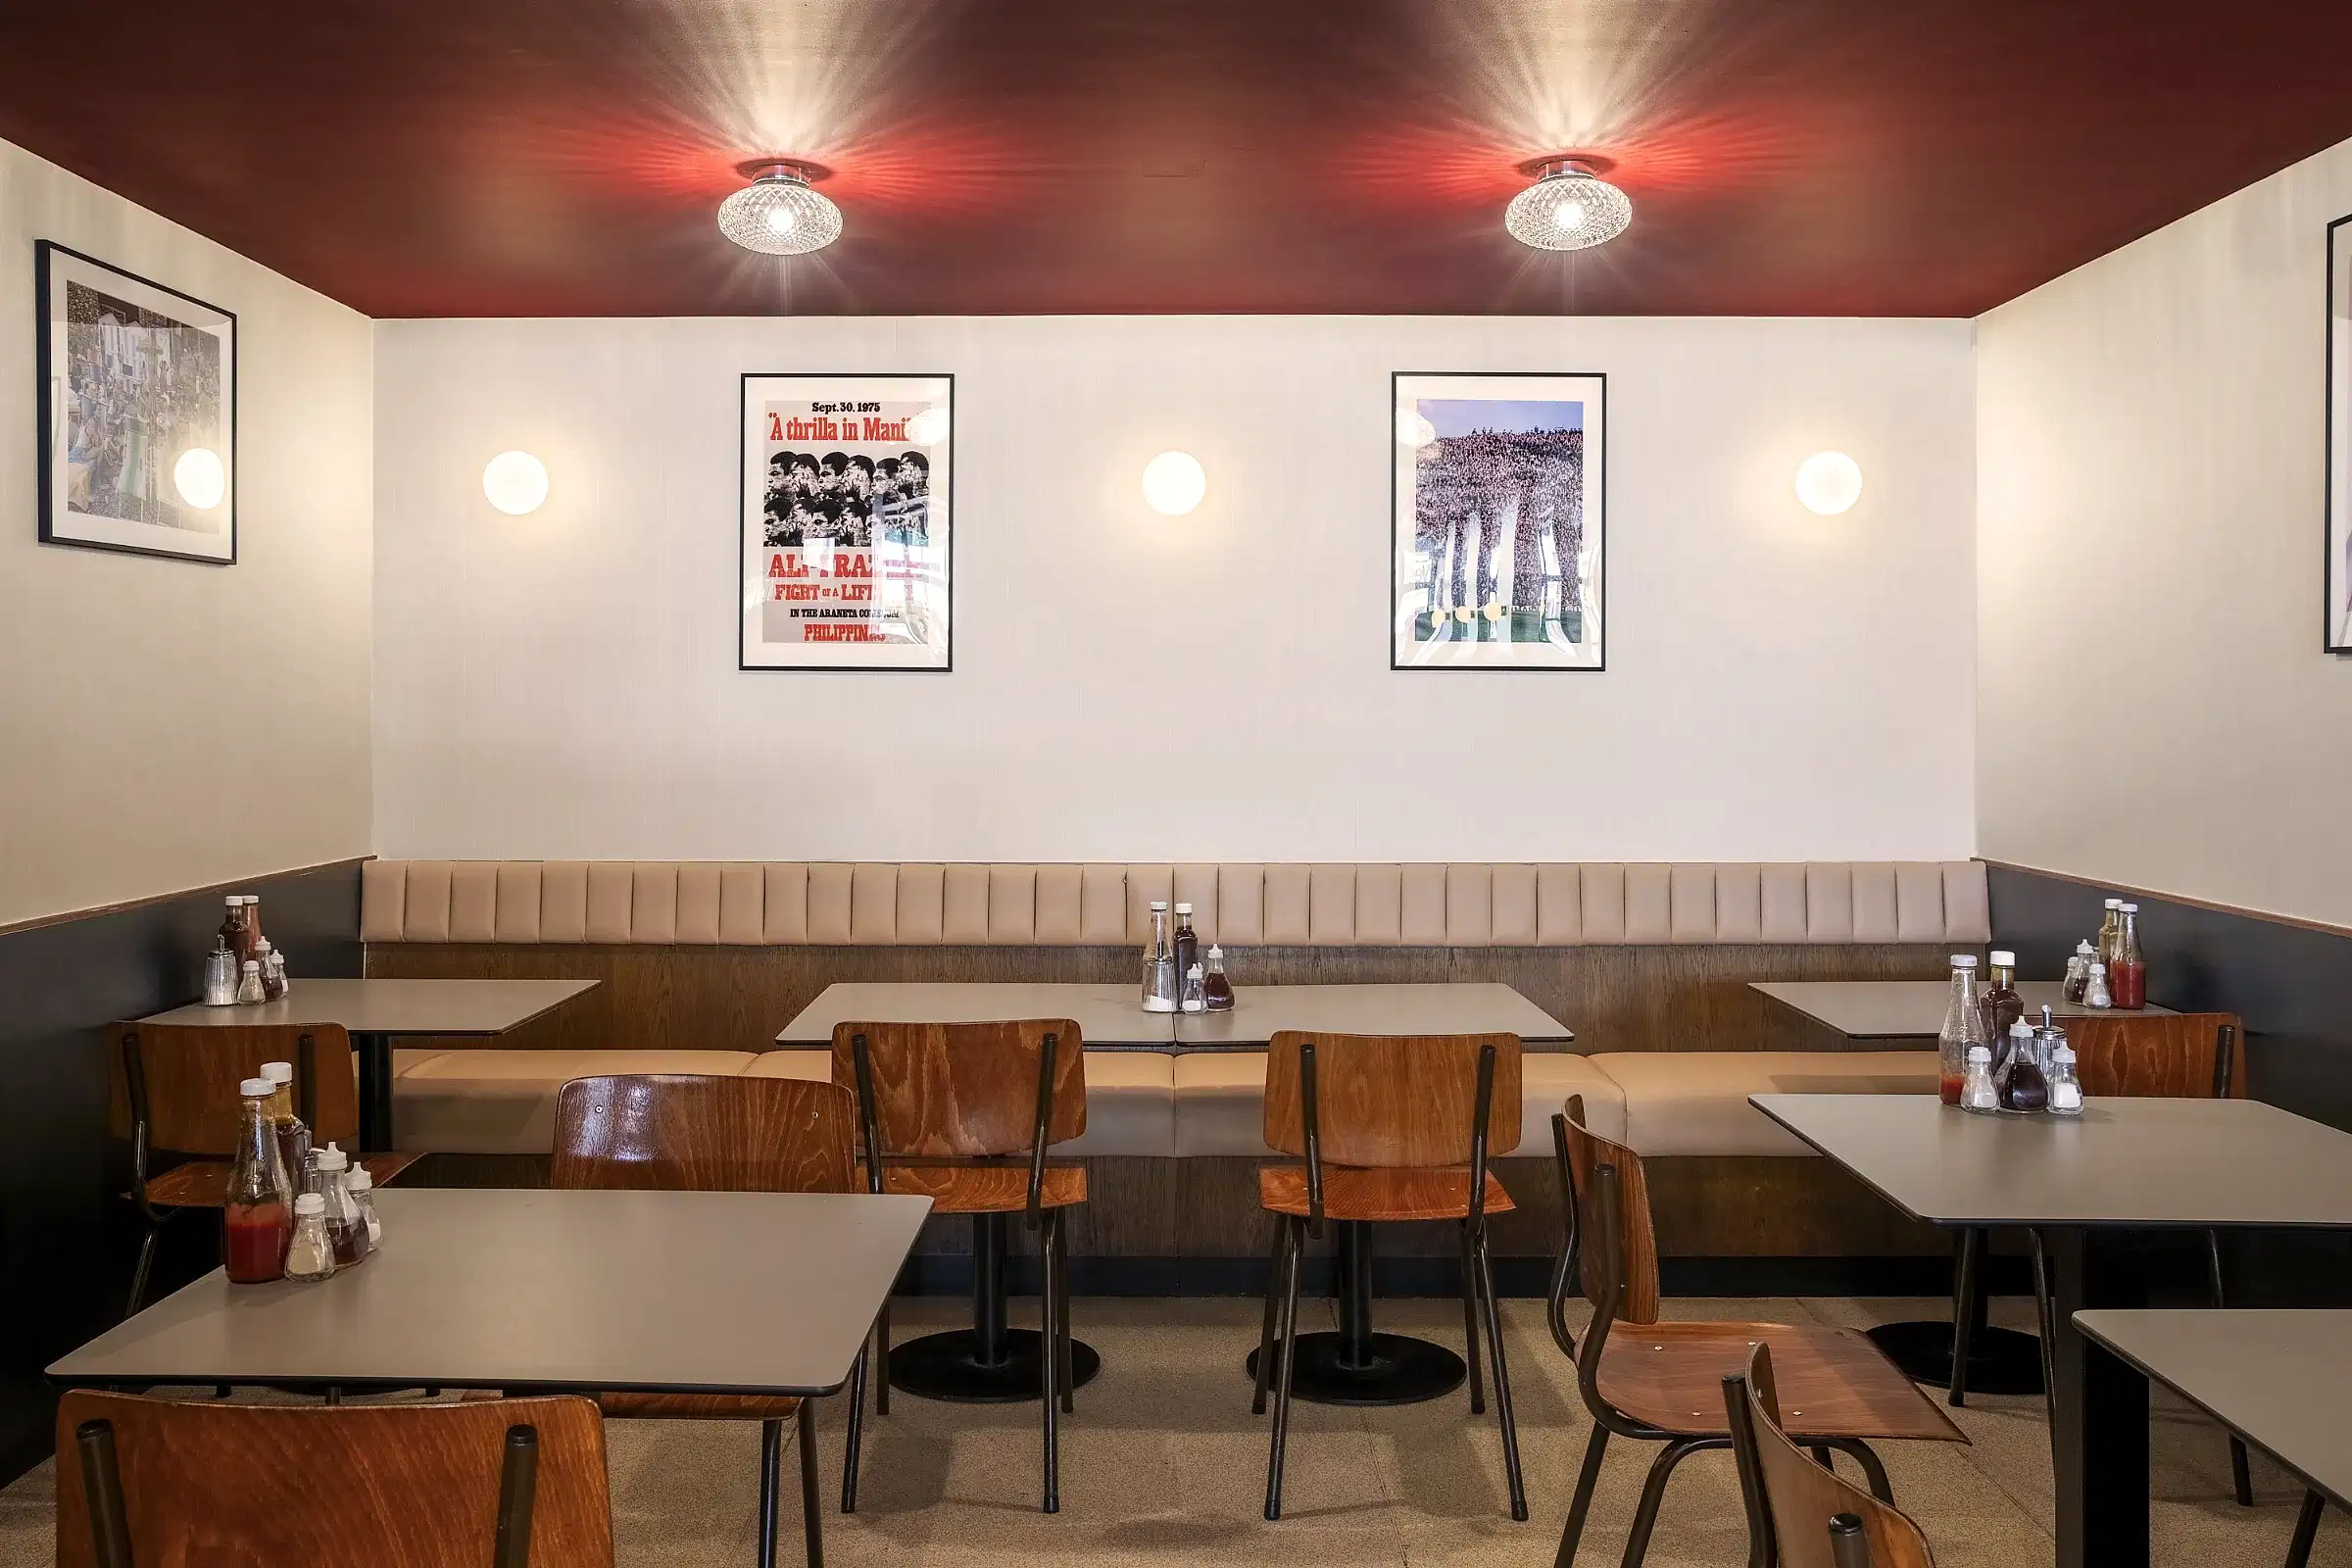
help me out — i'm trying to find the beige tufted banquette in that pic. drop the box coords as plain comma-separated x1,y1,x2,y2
361,860,1991,947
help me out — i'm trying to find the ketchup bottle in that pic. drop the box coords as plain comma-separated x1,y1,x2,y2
222,1077,292,1283
2108,904,2148,1010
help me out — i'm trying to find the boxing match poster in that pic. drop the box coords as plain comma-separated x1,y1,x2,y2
739,373,953,670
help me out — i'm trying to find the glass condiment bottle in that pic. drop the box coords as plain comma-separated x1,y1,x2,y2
255,940,286,1002
1202,945,1235,1011
241,895,266,964
1172,904,1200,998
284,1194,336,1282
235,958,266,1004
312,1144,369,1266
1181,962,1206,1013
348,1164,383,1247
260,1060,313,1190
223,1078,292,1284
217,896,248,963
2095,898,2124,970
203,945,240,1006
2063,940,2096,1004
2109,904,2147,1010
1999,1019,2050,1113
1936,955,1985,1106
1960,1045,1999,1113
1980,950,2024,1071
2046,1036,2084,1115
1141,902,1178,1013
267,943,290,997
2083,953,2112,1008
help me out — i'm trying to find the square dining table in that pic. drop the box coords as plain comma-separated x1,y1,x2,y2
140,977,600,1152
1751,980,2172,1043
50,1188,931,1397
1749,1093,2352,1568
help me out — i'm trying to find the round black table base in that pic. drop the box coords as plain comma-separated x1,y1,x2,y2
888,1329,1101,1404
1866,1320,2045,1396
1244,1332,1466,1407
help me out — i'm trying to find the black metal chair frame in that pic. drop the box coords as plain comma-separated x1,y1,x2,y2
1253,1038,1526,1524
1547,1110,1894,1568
120,1026,321,1316
847,1027,1074,1515
75,1413,546,1568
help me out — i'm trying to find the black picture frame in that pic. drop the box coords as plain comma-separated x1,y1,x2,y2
1389,369,1607,671
2327,213,2351,653
738,371,955,672
34,240,238,564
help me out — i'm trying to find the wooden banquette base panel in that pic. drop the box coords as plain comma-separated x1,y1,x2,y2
368,942,1957,1260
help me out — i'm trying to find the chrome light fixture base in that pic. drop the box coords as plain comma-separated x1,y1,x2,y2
719,158,843,256
1504,156,1632,252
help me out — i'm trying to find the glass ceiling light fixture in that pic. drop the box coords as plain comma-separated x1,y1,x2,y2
717,159,842,256
1504,156,1632,252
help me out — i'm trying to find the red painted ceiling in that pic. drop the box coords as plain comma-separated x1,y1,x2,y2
4,1,2351,318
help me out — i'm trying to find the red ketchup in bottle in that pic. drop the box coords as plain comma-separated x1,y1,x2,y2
223,1200,290,1283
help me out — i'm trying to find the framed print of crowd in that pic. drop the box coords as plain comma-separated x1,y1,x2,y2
35,242,236,564
739,372,954,671
2328,213,2350,653
1392,371,1604,670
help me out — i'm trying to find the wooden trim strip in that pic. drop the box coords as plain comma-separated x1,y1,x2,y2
0,856,370,940
1980,858,2352,945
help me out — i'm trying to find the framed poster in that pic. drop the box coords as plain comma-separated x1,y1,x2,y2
1392,371,1604,670
740,373,953,671
36,242,236,564
2328,213,2352,652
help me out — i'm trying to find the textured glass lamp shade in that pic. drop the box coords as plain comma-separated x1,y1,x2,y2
717,165,843,256
1504,161,1633,252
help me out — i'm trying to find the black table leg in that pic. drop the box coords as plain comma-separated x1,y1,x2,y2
1867,1232,2043,1396
888,1212,1100,1402
2050,1228,2150,1568
356,1032,394,1153
1244,1221,1465,1406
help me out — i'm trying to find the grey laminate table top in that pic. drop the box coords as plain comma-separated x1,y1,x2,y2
49,1188,930,1396
1750,1094,2352,1229
777,982,1171,1047
776,981,1573,1051
140,978,600,1037
2073,1309,2352,1510
1752,980,2173,1038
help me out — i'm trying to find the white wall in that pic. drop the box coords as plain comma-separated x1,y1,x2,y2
1978,134,2352,928
372,315,1976,864
0,138,373,928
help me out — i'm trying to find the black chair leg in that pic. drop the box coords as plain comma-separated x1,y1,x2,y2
759,1416,783,1568
797,1400,823,1568
2286,1489,2328,1568
840,1341,866,1513
1620,1438,1722,1568
1473,1222,1526,1520
1252,1219,1288,1417
1054,1213,1075,1414
873,1301,891,1416
1948,1226,1983,1406
1826,1438,1893,1503
126,1221,162,1318
1264,1217,1304,1521
1460,1222,1486,1416
1040,1209,1061,1515
1555,1425,1610,1568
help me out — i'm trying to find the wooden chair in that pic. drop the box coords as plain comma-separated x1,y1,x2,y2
1723,1342,1936,1568
553,1073,861,1568
1548,1096,1964,1568
110,1022,417,1313
834,1019,1087,1514
57,1389,613,1567
1255,1030,1528,1523
1945,1016,2256,1500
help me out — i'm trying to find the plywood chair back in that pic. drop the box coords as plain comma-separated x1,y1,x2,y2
110,1023,359,1157
1724,1343,1936,1568
57,1390,614,1568
1550,1093,1662,1327
2057,1012,2243,1099
831,1019,1087,1157
1261,1031,1523,1165
552,1074,857,1195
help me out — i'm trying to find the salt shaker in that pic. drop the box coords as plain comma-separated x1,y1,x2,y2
203,946,240,1006
1960,1046,1999,1113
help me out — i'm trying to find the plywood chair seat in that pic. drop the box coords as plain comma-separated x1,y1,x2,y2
863,1160,1088,1213
1257,1164,1515,1222
138,1151,420,1210
597,1390,803,1422
1596,1320,1964,1443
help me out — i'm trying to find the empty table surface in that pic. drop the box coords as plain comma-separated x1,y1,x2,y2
1749,1094,2352,1229
50,1188,930,1397
140,977,599,1036
1752,980,2172,1039
778,982,1170,1048
2074,1309,2352,1512
1176,983,1573,1049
